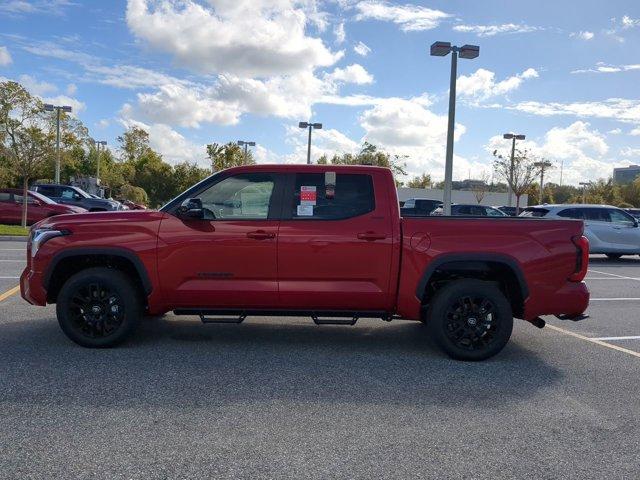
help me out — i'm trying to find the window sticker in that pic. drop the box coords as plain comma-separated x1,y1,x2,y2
300,186,317,206
297,204,314,216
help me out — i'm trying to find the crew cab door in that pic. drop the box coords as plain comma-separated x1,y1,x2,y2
157,172,284,309
277,171,395,311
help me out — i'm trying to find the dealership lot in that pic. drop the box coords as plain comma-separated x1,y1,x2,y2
0,240,639,479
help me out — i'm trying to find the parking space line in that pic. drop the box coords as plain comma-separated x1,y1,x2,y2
585,277,630,280
0,260,25,263
0,276,19,279
588,269,640,281
546,324,640,359
0,285,20,303
0,249,25,251
591,298,640,301
592,336,640,341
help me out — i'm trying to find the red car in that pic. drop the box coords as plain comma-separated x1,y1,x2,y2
0,189,86,225
21,165,589,360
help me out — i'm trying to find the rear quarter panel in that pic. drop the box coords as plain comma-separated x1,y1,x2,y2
398,217,585,320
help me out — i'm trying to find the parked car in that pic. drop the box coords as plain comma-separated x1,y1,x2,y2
22,165,589,361
431,204,508,216
624,208,640,219
30,184,123,211
520,204,640,259
0,188,86,225
400,198,442,217
495,206,517,216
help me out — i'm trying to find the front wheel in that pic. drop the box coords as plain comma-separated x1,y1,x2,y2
426,280,513,361
56,267,142,347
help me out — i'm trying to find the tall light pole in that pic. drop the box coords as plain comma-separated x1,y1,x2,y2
44,104,72,184
502,133,526,207
299,122,322,164
94,140,107,186
579,182,591,204
430,42,479,215
237,140,256,164
534,159,553,204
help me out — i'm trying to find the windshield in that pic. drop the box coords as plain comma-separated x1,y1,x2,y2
29,190,56,204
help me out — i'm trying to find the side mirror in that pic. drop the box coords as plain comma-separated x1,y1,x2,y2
177,198,204,220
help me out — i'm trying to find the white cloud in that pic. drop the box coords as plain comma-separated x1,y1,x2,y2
353,41,371,57
354,0,450,32
457,68,538,100
125,0,342,77
608,128,622,135
621,15,640,29
509,98,640,124
324,64,373,85
43,94,86,113
334,22,346,44
17,74,57,96
284,125,360,163
453,23,540,37
66,83,77,95
96,119,110,129
0,46,12,66
487,121,616,185
620,147,640,157
570,30,594,40
571,62,640,74
0,0,75,16
630,127,640,136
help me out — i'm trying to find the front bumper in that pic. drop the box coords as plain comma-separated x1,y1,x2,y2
20,267,47,306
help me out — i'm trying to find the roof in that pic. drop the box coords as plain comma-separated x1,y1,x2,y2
526,204,617,209
222,164,392,174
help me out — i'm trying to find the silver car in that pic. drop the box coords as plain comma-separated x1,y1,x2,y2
520,204,640,259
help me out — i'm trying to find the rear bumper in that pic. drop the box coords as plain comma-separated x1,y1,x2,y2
523,281,590,321
20,267,47,306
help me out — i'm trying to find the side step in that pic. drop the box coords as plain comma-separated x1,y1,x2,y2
199,314,246,324
312,315,358,326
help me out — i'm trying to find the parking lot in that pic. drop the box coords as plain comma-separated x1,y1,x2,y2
0,239,639,479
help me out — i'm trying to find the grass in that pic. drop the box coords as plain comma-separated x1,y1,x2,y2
0,224,29,236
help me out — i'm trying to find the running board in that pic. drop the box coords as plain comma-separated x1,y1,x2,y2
173,308,388,325
312,315,358,326
199,314,246,324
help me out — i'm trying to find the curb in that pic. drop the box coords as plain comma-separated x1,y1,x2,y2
0,236,28,242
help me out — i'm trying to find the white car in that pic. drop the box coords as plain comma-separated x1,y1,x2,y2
520,204,640,259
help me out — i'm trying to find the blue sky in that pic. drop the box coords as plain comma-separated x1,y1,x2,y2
1,0,640,185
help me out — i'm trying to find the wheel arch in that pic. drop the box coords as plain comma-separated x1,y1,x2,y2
44,248,152,304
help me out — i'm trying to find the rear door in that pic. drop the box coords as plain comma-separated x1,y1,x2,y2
157,172,284,309
0,192,18,224
277,171,395,311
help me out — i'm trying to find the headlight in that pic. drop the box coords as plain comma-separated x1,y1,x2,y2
31,228,67,258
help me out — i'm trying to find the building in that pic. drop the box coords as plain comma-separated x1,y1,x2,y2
613,165,640,184
397,187,526,207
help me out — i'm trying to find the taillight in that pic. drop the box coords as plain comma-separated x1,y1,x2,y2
569,235,589,282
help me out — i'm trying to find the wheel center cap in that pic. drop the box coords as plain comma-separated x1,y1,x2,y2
91,305,102,314
467,317,478,326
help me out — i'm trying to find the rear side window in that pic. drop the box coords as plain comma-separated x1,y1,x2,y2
520,207,549,217
583,208,610,222
0,192,11,202
290,173,374,220
36,185,58,197
608,209,636,225
557,208,584,220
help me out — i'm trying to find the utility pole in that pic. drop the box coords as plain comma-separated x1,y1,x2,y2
534,160,553,204
44,104,72,183
502,133,525,207
579,182,590,204
94,140,107,188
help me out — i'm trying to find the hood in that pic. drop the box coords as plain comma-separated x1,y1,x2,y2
52,203,86,214
36,209,165,231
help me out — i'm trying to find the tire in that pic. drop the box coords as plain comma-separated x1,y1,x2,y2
426,279,513,361
606,254,622,260
56,267,142,348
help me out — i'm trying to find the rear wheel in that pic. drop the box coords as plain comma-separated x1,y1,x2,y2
426,280,513,361
56,267,142,347
606,254,622,260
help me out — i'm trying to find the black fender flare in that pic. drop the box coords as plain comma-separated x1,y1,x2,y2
43,247,153,294
415,253,529,300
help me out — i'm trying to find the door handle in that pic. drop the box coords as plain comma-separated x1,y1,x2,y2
246,230,276,240
357,232,387,241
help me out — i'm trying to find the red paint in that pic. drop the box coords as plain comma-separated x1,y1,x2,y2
21,165,589,324
0,188,85,225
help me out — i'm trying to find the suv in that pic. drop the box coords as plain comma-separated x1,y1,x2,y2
431,204,507,216
400,198,443,217
520,204,640,259
31,184,123,212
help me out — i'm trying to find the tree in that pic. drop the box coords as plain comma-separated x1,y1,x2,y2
471,173,490,204
493,148,542,214
206,142,255,172
407,173,432,189
117,126,151,163
0,81,53,226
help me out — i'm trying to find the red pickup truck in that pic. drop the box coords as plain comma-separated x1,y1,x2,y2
21,165,590,360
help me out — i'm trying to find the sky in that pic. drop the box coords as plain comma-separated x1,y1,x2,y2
1,0,640,186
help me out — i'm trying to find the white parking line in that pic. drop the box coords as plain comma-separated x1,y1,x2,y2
0,276,19,279
591,298,640,301
0,249,25,251
592,336,640,341
0,260,24,263
585,277,630,280
588,269,640,281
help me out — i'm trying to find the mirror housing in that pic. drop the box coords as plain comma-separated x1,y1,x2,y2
177,198,204,220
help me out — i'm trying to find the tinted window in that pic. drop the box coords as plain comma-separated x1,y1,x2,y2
60,187,79,200
0,192,11,202
403,199,415,208
455,205,485,216
583,208,610,222
195,173,275,220
290,173,374,220
520,207,550,217
485,206,505,216
608,208,636,225
558,208,584,220
36,185,58,197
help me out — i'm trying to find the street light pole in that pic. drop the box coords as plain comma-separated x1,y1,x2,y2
44,104,72,184
94,140,107,186
430,42,479,215
579,182,590,204
502,133,526,207
534,160,552,204
299,122,323,164
237,140,256,164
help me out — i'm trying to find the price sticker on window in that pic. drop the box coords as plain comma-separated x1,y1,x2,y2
300,186,317,206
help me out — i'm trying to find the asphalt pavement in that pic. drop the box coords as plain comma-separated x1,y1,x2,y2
1,241,639,479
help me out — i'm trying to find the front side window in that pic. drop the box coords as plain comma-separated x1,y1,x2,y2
195,173,275,220
583,208,609,222
60,188,78,200
290,173,375,220
485,207,505,216
608,209,636,225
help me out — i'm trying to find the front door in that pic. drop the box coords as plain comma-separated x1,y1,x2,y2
277,171,395,311
157,172,283,309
